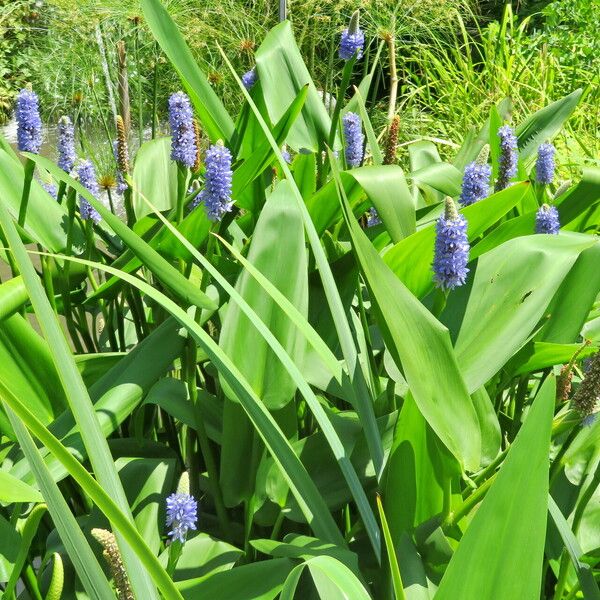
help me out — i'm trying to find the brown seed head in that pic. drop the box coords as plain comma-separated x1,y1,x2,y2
384,115,400,165
91,529,134,600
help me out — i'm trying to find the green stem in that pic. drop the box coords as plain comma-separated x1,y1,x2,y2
443,473,497,529
18,159,36,227
328,56,357,149
151,47,159,139
134,26,144,146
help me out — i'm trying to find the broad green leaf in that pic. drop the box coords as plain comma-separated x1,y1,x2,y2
384,183,529,299
0,471,43,503
351,166,415,242
256,21,331,152
444,234,597,392
132,137,178,218
177,558,294,600
0,276,28,321
513,342,597,376
140,0,234,141
516,89,582,161
0,514,21,583
307,555,373,599
385,396,451,534
332,157,481,471
159,533,242,581
471,387,502,466
220,180,308,409
409,162,462,198
435,376,555,600
408,141,445,204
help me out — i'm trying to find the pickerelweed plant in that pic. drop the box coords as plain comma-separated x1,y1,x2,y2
0,1,599,599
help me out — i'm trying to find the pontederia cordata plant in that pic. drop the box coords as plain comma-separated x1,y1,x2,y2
0,0,599,598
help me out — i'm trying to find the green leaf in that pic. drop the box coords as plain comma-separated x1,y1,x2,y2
140,0,234,142
331,154,481,471
444,234,598,392
255,21,331,152
132,137,178,218
0,514,21,583
220,180,308,409
159,533,242,581
351,166,415,242
548,496,600,600
435,376,555,600
177,558,295,600
516,89,582,161
377,495,406,600
0,471,43,503
306,555,372,599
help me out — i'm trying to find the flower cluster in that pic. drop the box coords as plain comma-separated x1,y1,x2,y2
536,142,556,184
168,91,197,168
91,529,133,600
192,142,233,221
15,88,42,154
166,492,198,543
76,160,101,223
495,125,518,191
433,198,470,291
242,68,257,90
367,207,381,227
342,112,364,168
57,115,76,173
113,142,128,195
535,204,560,234
339,11,364,60
459,146,491,206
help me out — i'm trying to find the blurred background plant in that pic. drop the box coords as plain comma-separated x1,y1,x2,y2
2,0,599,176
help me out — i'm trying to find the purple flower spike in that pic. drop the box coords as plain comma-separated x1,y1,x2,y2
536,142,556,185
57,116,76,173
339,11,364,60
367,207,381,227
166,492,198,544
168,91,197,168
192,142,233,221
342,112,364,168
76,160,101,223
433,198,470,291
496,125,518,191
242,68,257,90
16,88,42,154
535,203,560,234
460,162,491,206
